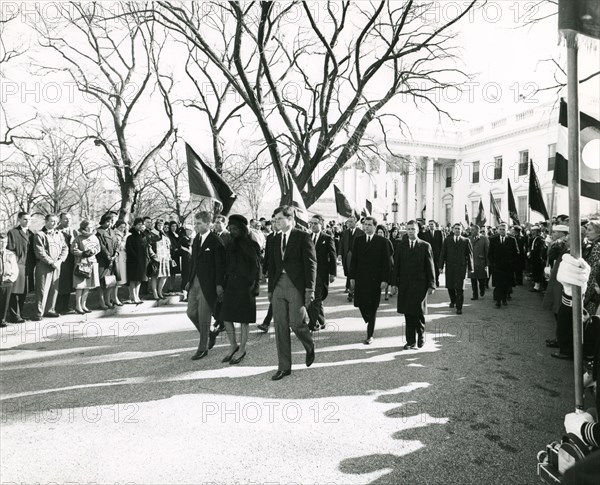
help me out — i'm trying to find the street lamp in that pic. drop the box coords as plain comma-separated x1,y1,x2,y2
392,198,398,223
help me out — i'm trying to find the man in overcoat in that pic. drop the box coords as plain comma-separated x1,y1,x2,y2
339,217,364,301
469,224,489,300
6,212,36,323
439,223,473,315
349,216,390,344
267,205,316,381
528,225,546,292
391,220,435,349
186,211,226,360
0,231,19,328
421,220,444,287
33,214,69,320
307,214,337,331
511,225,527,286
488,223,520,308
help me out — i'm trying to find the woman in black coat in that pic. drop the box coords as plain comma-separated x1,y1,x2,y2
179,225,193,302
166,220,181,293
220,215,261,365
377,225,395,301
125,218,147,304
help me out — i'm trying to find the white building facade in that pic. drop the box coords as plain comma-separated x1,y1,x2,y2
311,102,599,225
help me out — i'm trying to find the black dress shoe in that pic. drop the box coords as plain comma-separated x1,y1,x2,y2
480,291,485,297
495,301,501,308
417,339,425,348
271,370,291,380
230,351,246,365
32,316,42,321
257,323,270,333
306,346,315,367
222,345,240,363
191,350,208,361
363,337,373,345
208,331,218,350
456,309,462,315
449,303,455,308
403,343,416,350
502,300,508,306
551,352,572,360
0,322,7,328
11,317,25,324
471,297,478,300
45,311,60,318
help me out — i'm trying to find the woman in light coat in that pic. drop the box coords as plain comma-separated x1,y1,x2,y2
71,220,101,314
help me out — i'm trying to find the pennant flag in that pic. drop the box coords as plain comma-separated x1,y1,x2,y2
354,208,361,221
361,208,368,218
507,179,520,225
475,199,486,227
553,99,600,201
559,0,600,42
528,160,549,219
366,199,372,216
422,204,427,216
464,204,470,226
334,185,355,218
290,175,309,228
489,192,503,225
186,143,236,215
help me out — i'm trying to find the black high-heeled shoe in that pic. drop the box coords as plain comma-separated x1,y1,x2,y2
230,351,246,365
221,345,240,363
75,309,86,315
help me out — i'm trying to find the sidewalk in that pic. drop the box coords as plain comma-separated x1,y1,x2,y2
0,279,578,484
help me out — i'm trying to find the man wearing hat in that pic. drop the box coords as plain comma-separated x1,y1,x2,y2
0,231,19,328
488,223,520,308
528,225,546,292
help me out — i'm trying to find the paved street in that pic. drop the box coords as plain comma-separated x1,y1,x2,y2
0,274,579,485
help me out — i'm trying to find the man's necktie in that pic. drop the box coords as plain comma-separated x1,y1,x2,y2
313,234,317,245
501,237,504,244
367,236,371,244
410,241,414,250
282,233,287,254
455,237,458,244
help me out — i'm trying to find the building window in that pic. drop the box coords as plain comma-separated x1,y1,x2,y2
445,167,453,188
445,203,452,226
374,184,378,199
518,150,529,176
548,143,556,171
472,161,480,184
517,196,527,223
493,156,502,180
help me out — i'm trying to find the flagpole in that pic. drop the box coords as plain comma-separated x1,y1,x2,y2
566,36,584,412
548,181,556,224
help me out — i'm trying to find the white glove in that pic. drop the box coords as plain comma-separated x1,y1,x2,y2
564,412,594,439
557,254,590,296
544,266,551,280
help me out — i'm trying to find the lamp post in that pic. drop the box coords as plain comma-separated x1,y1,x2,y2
383,211,388,223
392,198,398,224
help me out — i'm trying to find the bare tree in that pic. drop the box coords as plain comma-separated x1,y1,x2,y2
150,1,477,207
31,2,176,221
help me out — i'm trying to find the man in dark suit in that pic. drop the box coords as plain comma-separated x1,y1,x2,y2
208,214,233,348
267,205,316,381
6,212,36,323
307,214,337,331
421,220,444,287
511,225,526,286
439,223,473,315
349,216,390,344
186,211,226,360
391,220,436,349
338,217,364,301
528,225,546,292
56,212,78,314
488,223,520,308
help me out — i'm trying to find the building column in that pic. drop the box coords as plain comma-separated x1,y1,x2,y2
406,156,417,221
425,157,435,221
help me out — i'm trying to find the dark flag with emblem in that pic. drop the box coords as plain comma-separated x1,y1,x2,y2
528,161,549,219
366,199,372,216
553,99,600,201
507,179,520,225
489,192,503,225
334,185,355,218
464,204,470,226
475,199,486,227
186,143,236,215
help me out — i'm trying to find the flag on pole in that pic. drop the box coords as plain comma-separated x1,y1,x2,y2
553,99,600,201
528,160,549,219
290,175,309,229
334,185,355,218
186,143,236,215
422,204,427,217
464,204,470,226
366,199,372,216
475,199,486,227
507,179,520,225
559,0,600,44
489,192,503,225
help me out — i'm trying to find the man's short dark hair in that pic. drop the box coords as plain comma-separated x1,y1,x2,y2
311,214,324,224
194,211,213,224
452,223,462,228
215,215,227,223
406,220,417,226
471,224,480,231
45,214,58,221
274,205,295,218
143,216,152,222
363,216,378,226
428,220,437,224
17,211,29,220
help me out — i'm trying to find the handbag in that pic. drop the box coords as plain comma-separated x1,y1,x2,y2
75,259,92,279
146,260,159,278
103,274,117,288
